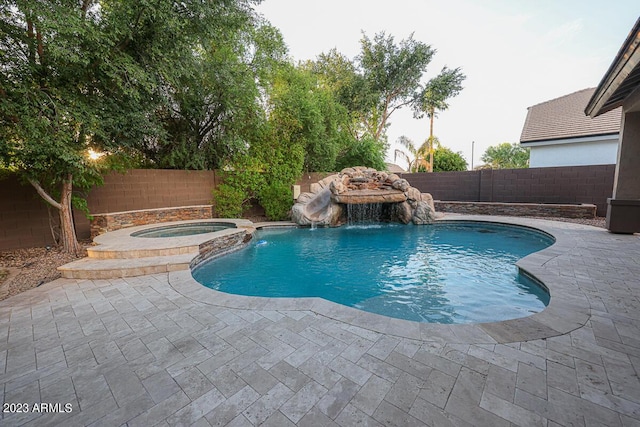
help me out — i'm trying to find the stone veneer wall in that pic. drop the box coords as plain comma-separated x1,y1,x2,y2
190,230,252,268
434,201,597,218
90,205,213,238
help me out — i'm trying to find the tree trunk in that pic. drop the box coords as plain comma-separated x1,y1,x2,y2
59,177,81,256
29,175,82,256
428,112,435,172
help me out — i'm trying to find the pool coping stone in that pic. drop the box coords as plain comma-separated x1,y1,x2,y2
167,214,596,344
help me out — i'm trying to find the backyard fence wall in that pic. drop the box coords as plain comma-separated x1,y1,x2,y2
1,174,59,250
0,164,615,250
401,164,615,216
1,170,219,250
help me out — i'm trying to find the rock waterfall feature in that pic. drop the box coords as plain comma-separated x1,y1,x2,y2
292,167,439,226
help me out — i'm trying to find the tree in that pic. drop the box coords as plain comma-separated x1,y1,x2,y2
334,136,386,171
0,0,259,254
301,54,387,171
310,33,464,169
265,64,344,173
433,146,468,172
394,136,430,172
394,136,467,172
481,143,530,169
413,67,466,172
359,32,434,142
307,33,437,168
304,49,377,143
148,19,288,170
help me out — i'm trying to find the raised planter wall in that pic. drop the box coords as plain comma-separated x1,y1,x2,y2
90,205,213,238
434,201,597,219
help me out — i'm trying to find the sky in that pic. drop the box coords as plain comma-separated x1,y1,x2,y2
255,0,639,169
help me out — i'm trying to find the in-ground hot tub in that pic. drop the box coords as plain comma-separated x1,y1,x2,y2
130,221,236,238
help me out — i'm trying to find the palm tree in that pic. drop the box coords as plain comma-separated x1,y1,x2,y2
394,135,430,172
413,67,465,171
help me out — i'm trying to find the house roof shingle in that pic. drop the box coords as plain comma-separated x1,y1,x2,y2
385,162,406,173
520,88,622,143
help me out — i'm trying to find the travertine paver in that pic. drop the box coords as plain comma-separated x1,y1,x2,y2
1,216,639,426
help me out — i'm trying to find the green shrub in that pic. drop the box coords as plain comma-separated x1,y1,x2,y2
259,182,293,220
212,183,246,218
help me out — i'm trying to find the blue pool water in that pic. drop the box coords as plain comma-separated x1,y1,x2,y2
192,222,553,324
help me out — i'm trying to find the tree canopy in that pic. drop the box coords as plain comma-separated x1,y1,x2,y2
1,1,468,246
413,67,466,172
0,0,262,253
480,142,530,169
359,32,434,142
144,16,287,170
433,146,468,172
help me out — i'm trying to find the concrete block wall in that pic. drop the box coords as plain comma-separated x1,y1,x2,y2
402,164,615,216
0,175,56,249
0,165,615,250
402,170,481,201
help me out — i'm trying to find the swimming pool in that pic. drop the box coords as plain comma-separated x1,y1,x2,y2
192,222,553,324
130,222,235,238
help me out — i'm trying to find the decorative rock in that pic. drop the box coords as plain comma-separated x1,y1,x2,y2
332,189,407,205
291,168,439,226
386,174,400,183
395,201,413,224
392,179,410,192
290,203,308,225
320,174,339,187
421,193,436,213
297,193,315,203
405,187,421,202
412,201,435,225
330,180,347,195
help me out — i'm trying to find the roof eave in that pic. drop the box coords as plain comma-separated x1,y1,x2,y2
520,132,619,146
585,17,640,118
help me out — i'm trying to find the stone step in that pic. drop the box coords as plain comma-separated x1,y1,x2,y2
87,245,199,259
57,253,196,279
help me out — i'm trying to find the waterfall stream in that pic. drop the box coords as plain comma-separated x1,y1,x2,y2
346,203,383,225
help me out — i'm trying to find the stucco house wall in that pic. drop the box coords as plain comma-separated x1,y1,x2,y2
526,135,619,167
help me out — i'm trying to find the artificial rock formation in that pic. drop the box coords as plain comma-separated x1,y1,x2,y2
292,167,438,226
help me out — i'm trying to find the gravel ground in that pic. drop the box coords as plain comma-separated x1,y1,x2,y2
0,216,606,301
0,244,89,301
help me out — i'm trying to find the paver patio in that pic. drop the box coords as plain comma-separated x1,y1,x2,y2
1,215,639,426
